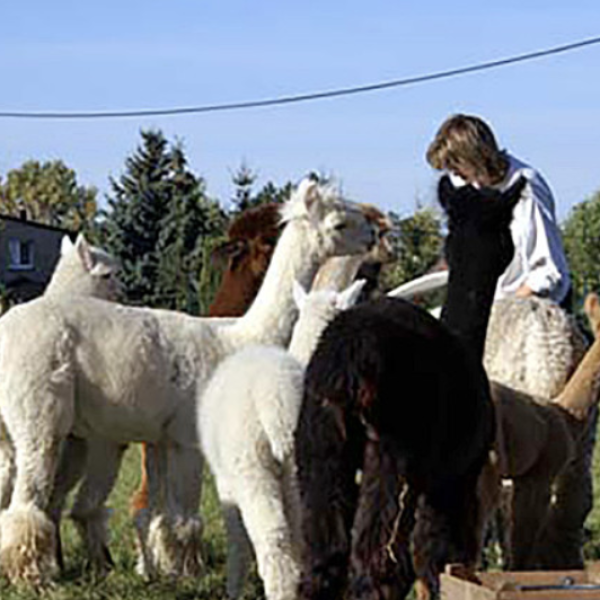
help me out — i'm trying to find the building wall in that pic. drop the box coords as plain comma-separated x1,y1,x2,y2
0,215,71,303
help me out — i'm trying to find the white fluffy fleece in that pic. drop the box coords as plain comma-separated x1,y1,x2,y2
198,280,365,600
0,180,375,586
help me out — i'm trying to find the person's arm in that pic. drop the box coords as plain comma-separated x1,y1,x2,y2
518,176,567,298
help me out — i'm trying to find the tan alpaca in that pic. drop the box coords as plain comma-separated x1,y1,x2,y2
481,293,600,570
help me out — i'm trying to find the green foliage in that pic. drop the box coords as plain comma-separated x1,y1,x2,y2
0,159,98,231
101,130,226,311
230,162,292,213
382,207,444,292
154,145,227,314
562,189,600,312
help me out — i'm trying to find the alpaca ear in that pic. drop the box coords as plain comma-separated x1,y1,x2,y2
292,280,308,311
336,279,366,310
60,235,75,256
585,293,600,338
301,180,323,220
75,234,96,273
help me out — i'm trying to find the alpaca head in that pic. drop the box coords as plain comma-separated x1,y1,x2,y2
438,175,525,282
289,278,366,363
44,234,120,300
281,178,377,259
216,202,282,277
208,203,282,316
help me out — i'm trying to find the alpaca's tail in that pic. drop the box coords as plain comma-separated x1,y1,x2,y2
255,361,304,466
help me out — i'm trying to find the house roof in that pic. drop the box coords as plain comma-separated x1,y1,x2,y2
0,213,73,235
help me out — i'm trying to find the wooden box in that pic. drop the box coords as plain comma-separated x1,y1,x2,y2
441,563,600,599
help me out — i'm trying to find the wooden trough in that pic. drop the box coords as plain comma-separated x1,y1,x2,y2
441,563,600,599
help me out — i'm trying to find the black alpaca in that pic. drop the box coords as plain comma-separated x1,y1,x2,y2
295,176,524,600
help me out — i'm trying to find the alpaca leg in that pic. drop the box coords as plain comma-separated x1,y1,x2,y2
537,409,597,569
47,435,88,571
0,434,63,586
411,475,483,600
133,442,159,578
349,441,415,600
69,439,126,575
145,442,204,578
281,458,303,563
0,430,15,510
509,475,552,570
235,472,300,600
296,407,363,599
219,495,253,599
129,443,151,527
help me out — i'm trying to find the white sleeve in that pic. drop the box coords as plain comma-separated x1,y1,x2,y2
519,178,565,296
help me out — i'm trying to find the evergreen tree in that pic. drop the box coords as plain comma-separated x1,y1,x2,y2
155,144,226,313
230,161,256,212
382,207,444,291
101,130,226,310
562,188,600,312
230,162,292,212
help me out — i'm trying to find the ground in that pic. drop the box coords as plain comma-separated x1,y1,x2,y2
2,428,600,600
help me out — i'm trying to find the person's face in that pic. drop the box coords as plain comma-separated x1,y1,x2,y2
452,164,492,188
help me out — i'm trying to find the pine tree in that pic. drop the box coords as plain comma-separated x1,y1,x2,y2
154,144,226,313
101,130,226,310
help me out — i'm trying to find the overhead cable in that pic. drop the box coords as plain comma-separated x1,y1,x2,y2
1,35,599,120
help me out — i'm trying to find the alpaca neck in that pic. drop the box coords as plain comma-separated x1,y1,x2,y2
226,219,322,347
555,337,600,420
311,255,364,291
44,259,83,296
288,311,331,366
442,268,498,364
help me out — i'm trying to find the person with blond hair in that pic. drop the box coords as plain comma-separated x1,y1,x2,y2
427,113,571,308
427,114,594,569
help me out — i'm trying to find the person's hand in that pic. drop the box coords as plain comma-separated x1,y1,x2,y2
515,284,534,298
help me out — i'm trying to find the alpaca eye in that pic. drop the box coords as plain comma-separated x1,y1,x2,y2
334,222,347,231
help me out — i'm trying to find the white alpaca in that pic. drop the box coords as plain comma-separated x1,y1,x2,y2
0,179,376,585
484,295,587,399
44,234,120,300
199,279,365,600
0,234,119,509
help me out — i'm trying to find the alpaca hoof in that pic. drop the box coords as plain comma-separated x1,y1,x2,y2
0,508,59,586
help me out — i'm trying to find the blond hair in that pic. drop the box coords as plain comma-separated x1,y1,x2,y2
426,114,508,185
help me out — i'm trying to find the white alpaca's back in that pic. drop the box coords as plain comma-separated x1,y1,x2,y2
485,296,587,399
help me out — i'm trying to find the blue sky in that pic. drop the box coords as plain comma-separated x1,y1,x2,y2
1,1,599,220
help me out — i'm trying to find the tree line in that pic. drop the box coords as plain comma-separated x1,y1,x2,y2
0,128,598,316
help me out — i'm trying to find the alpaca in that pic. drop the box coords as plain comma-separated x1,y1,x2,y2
295,176,524,600
0,178,376,586
44,234,120,300
481,292,600,570
199,279,365,600
129,202,282,539
0,234,119,511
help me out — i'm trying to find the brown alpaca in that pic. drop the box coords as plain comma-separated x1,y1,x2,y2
481,292,600,570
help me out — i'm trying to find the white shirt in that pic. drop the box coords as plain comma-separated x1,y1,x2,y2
449,153,571,304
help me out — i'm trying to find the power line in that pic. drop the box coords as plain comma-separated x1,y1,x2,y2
1,35,599,120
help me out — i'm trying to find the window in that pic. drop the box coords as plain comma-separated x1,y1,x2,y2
8,239,35,270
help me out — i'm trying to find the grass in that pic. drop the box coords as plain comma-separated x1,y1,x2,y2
0,447,264,600
2,426,600,599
